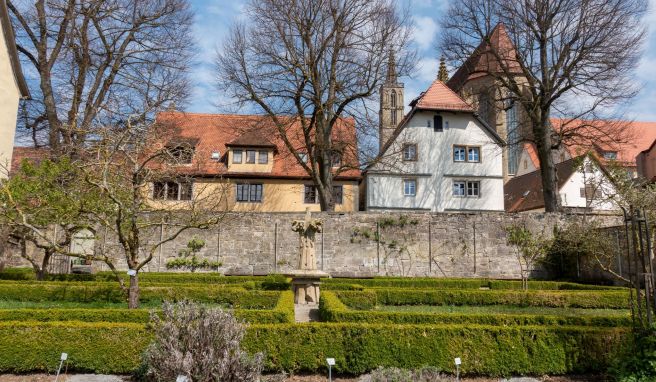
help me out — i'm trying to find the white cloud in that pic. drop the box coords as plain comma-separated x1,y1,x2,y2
414,57,439,83
412,16,438,51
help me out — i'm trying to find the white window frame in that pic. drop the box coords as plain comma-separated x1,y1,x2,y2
403,179,417,197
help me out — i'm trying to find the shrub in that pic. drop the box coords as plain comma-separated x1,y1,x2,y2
140,300,264,382
319,292,630,327
366,288,629,309
0,320,629,375
611,329,656,382
243,323,628,375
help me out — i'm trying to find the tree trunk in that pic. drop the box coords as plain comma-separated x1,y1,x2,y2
36,250,52,281
128,274,140,309
534,114,560,212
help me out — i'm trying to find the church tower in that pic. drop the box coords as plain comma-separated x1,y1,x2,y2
379,52,404,153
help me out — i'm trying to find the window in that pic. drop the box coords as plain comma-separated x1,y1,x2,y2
166,145,194,164
298,152,308,163
236,183,263,202
331,151,342,167
453,180,480,198
467,147,480,162
402,144,417,161
233,149,242,164
246,150,256,163
453,146,466,162
453,181,465,197
304,185,344,204
603,151,618,160
403,179,416,196
506,101,520,175
433,115,443,132
523,159,528,169
467,181,480,197
580,185,601,200
153,181,192,201
258,150,268,164
454,145,481,163
391,91,398,126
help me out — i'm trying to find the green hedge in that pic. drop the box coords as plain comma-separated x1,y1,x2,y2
0,292,295,324
0,321,151,373
323,277,623,291
0,320,629,375
319,292,631,327
0,283,280,308
335,289,629,309
245,323,628,375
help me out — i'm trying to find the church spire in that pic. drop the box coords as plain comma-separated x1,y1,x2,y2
386,51,397,83
438,56,449,82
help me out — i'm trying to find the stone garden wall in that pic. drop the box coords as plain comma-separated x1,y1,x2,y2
75,211,625,281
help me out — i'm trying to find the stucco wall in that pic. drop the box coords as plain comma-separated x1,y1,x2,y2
366,111,504,212
147,179,359,212
558,157,617,211
0,20,20,178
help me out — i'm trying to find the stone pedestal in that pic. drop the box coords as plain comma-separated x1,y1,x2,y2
286,270,329,305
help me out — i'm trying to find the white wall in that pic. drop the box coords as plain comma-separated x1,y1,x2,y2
367,111,505,211
0,21,21,178
558,157,617,211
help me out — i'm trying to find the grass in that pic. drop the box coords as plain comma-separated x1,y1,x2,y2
376,304,630,317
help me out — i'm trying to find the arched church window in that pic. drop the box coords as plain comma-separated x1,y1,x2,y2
391,90,397,108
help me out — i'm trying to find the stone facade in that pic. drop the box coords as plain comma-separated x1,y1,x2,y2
7,211,629,281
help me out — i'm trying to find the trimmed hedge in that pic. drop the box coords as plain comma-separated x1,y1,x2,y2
319,292,631,327
0,321,151,373
335,289,630,309
323,277,624,291
0,283,280,308
0,320,629,375
0,292,295,324
246,323,629,375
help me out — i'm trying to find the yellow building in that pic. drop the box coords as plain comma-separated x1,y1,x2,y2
150,111,361,212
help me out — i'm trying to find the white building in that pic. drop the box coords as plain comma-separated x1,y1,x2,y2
0,1,30,177
364,72,506,212
505,154,618,212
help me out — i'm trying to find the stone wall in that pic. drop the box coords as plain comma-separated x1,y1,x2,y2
49,211,624,280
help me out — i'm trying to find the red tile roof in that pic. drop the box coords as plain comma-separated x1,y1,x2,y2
447,23,523,92
410,80,474,112
155,112,361,180
504,156,581,212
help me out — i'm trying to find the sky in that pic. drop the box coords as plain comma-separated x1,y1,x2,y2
189,0,656,122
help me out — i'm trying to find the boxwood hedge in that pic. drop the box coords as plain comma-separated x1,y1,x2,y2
0,320,629,375
0,291,296,324
335,289,629,309
319,292,631,327
0,283,280,308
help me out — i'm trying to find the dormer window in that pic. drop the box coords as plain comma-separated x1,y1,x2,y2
258,150,268,164
246,150,256,163
603,151,618,160
331,151,342,167
233,149,243,163
166,145,194,164
211,151,221,160
298,152,308,163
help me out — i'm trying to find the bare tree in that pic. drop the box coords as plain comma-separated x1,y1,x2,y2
82,115,229,308
8,0,193,153
440,0,647,212
216,0,415,211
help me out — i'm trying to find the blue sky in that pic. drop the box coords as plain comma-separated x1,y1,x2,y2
189,0,656,122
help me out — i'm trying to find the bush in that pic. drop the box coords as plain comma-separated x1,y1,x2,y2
611,329,656,382
140,300,264,382
319,292,630,327
0,283,281,308
0,320,150,373
243,323,628,375
365,289,629,309
0,293,295,324
0,320,629,375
